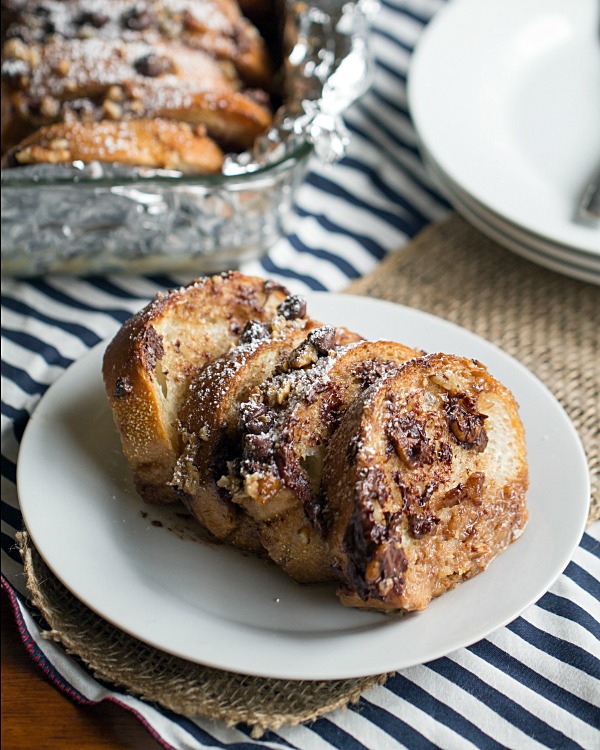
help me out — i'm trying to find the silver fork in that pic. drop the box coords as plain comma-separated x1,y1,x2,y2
578,168,600,222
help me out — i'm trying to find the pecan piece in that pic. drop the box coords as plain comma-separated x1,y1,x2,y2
444,393,488,451
387,410,434,467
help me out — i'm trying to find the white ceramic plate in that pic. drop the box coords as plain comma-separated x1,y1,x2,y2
17,294,590,680
424,153,600,286
408,0,600,255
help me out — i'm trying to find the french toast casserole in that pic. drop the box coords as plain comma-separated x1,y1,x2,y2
1,0,277,171
103,272,529,613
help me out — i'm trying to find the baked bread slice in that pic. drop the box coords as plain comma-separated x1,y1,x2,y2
323,353,529,611
174,306,362,552
0,0,271,89
169,0,272,88
228,339,420,581
174,303,321,550
2,118,224,173
102,272,289,506
3,36,272,151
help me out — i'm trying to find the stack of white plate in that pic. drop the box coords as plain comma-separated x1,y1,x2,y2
408,0,600,285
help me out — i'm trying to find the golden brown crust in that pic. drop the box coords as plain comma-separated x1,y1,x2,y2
2,118,224,172
146,87,271,150
323,353,529,611
102,272,289,506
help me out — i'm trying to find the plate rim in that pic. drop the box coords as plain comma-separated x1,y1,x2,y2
16,293,591,679
423,154,600,285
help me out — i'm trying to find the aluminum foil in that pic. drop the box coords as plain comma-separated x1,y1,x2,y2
1,0,377,277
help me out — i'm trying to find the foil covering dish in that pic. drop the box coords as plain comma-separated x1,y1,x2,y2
1,0,377,276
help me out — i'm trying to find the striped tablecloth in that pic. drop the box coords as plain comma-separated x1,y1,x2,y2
2,1,599,748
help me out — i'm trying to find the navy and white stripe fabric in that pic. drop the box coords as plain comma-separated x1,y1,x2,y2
2,1,599,748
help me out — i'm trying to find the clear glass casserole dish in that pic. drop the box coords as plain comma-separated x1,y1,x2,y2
1,0,377,277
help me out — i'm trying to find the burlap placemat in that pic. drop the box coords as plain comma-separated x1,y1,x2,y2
16,532,388,737
14,214,598,737
348,214,599,524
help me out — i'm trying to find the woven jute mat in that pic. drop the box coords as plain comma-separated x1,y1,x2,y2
16,213,599,737
348,214,599,524
16,532,388,737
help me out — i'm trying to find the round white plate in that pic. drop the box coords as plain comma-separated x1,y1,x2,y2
408,0,600,255
424,153,600,286
17,294,590,680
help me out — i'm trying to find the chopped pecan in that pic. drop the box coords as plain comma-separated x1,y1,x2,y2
288,340,319,370
387,410,434,467
444,393,488,451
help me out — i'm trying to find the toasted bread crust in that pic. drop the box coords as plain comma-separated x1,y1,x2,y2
4,119,224,173
324,353,529,611
102,272,288,505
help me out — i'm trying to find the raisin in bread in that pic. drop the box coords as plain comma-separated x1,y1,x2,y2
226,338,420,581
102,272,289,506
323,353,529,612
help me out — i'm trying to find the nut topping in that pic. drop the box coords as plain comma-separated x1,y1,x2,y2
288,340,319,370
387,410,434,467
444,393,488,451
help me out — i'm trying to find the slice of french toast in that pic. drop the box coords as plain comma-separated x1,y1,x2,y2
323,353,529,612
174,301,321,550
3,119,225,174
4,36,272,152
102,272,289,505
228,338,421,581
174,305,362,553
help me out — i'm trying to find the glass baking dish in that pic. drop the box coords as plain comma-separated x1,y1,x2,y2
1,0,376,277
